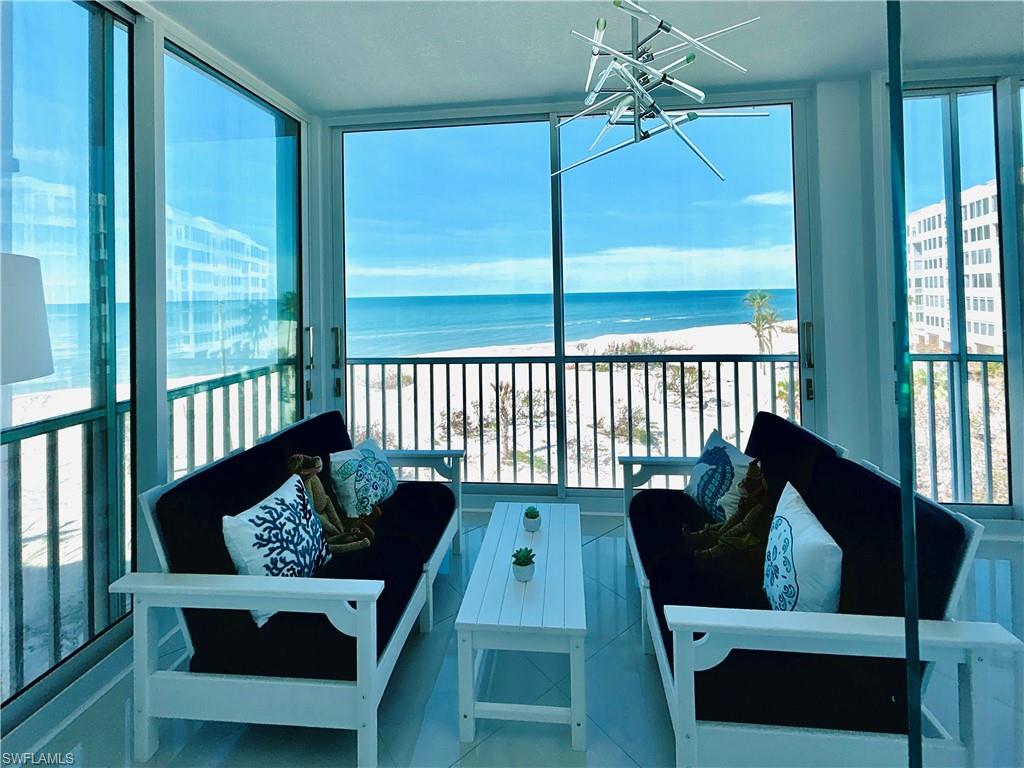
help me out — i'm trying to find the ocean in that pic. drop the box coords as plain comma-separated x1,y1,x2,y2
10,289,796,398
346,289,797,357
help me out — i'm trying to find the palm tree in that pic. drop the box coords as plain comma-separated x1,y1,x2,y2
745,290,782,355
244,301,269,358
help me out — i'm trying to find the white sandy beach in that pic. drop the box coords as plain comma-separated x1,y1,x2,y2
422,321,799,358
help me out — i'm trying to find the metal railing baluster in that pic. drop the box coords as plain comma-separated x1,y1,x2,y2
527,364,535,483
381,363,388,448
981,362,992,503
238,381,247,449
609,362,617,486
494,363,500,481
461,364,468,475
7,442,24,691
445,363,452,451
264,373,272,438
715,362,722,436
947,361,959,499
788,361,796,420
643,362,651,456
222,384,231,457
206,391,215,465
926,362,938,499
479,364,485,481
591,363,599,485
733,362,741,445
185,395,195,473
511,363,517,482
46,430,61,665
414,364,420,451
769,363,777,415
429,363,436,452
626,362,633,457
697,362,705,444
680,362,687,456
364,365,371,441
662,361,669,457
545,363,552,483
250,379,258,446
397,364,404,449
574,361,581,484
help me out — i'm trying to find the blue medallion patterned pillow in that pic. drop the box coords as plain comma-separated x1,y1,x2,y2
763,483,842,613
683,430,753,522
222,474,332,627
329,439,398,518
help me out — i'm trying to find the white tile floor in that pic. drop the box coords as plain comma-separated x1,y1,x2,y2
35,509,1024,768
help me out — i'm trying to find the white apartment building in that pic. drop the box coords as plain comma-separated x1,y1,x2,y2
906,179,1002,354
165,206,274,360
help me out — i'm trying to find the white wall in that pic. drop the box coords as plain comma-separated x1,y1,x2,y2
812,79,892,465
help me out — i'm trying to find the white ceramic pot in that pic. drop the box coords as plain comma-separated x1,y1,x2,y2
523,515,541,532
513,562,535,582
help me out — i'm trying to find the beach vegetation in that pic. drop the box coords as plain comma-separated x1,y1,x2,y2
745,289,783,355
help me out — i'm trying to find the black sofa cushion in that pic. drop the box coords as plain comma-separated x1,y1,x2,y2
371,481,457,561
190,535,423,680
629,489,714,571
649,553,908,734
804,455,968,620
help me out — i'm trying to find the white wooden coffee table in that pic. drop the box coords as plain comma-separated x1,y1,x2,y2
455,501,587,750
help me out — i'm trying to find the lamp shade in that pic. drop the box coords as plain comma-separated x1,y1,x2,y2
1,253,54,385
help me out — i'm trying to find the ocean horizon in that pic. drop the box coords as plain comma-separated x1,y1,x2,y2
11,289,797,398
347,288,797,357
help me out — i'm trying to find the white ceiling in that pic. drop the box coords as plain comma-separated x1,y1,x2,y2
153,0,1024,117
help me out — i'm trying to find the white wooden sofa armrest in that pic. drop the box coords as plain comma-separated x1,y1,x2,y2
384,448,464,476
664,605,1023,667
111,573,384,637
664,605,1023,768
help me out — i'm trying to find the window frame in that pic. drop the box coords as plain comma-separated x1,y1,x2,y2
903,81,1019,511
329,90,820,495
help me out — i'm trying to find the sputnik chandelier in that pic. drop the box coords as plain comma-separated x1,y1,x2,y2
555,0,763,179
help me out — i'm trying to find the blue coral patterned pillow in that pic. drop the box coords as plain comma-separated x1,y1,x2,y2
683,430,752,522
329,439,398,518
222,474,332,627
763,483,842,613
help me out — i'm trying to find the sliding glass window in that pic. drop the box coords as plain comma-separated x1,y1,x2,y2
343,122,554,484
559,105,801,488
164,46,301,479
904,87,1011,504
1,1,131,702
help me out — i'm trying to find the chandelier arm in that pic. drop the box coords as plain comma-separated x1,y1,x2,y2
651,104,725,181
571,32,705,103
584,18,608,92
614,0,748,74
559,92,623,129
649,18,759,60
551,134,642,177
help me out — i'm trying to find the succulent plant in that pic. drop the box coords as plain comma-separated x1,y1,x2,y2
512,547,536,567
524,506,540,519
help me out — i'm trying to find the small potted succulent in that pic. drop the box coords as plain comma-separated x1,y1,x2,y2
512,547,536,582
523,505,541,532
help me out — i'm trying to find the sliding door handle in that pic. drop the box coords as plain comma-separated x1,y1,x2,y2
305,326,315,370
802,321,814,369
331,327,342,369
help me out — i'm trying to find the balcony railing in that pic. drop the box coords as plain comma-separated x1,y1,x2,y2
1,362,296,701
911,354,1008,504
345,354,801,489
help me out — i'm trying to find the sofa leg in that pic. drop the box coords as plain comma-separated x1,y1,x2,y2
419,575,433,633
134,600,159,762
640,588,653,655
357,713,378,768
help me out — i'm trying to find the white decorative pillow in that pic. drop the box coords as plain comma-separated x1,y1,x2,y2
330,439,398,518
222,474,332,627
763,483,842,613
684,430,752,522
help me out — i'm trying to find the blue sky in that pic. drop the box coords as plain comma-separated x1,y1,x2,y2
9,2,1002,306
344,107,800,298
